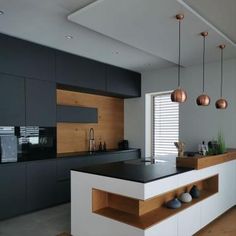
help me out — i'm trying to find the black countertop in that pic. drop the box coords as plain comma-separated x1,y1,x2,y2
0,148,140,164
72,158,193,183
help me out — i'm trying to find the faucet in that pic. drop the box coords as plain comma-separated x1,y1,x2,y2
89,128,95,153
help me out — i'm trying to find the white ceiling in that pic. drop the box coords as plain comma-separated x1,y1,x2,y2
69,0,236,67
183,0,236,44
0,0,235,72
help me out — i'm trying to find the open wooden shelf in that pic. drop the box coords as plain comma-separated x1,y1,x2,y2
92,175,218,229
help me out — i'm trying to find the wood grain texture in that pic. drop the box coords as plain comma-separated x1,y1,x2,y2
176,150,236,170
92,175,218,229
57,89,124,153
194,206,236,236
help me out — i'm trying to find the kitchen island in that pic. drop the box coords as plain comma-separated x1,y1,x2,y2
71,156,236,236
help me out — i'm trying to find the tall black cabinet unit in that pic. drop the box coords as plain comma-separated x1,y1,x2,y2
26,160,57,211
0,34,55,81
0,73,25,126
0,163,27,220
25,79,56,126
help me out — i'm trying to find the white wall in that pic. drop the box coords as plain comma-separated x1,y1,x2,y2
124,59,236,156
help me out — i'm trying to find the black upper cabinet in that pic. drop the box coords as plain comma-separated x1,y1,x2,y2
57,105,98,123
55,51,106,92
0,73,25,126
107,66,141,98
0,33,55,81
25,79,56,126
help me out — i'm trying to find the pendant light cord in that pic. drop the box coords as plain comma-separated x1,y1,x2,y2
178,19,181,87
220,48,223,97
202,35,206,93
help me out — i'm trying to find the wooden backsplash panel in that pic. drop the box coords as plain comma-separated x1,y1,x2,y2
57,89,124,153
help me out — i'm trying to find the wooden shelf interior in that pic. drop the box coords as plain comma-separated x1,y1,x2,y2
92,175,218,229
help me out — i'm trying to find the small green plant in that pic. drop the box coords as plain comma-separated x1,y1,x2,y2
217,132,226,154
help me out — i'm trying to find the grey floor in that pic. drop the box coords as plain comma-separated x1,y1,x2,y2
0,203,70,236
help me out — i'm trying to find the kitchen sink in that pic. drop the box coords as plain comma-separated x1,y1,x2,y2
125,159,168,165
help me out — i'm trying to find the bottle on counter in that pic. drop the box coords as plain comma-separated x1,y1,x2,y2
99,142,103,151
198,141,208,156
103,142,107,151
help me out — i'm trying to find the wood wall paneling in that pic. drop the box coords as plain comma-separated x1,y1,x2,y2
57,89,124,153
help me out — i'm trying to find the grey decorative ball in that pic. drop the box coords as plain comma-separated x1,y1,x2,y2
166,198,182,209
179,192,192,203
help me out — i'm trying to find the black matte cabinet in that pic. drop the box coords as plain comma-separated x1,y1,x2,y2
57,105,98,123
0,73,25,126
107,66,141,97
0,163,27,220
0,34,55,81
55,51,106,92
25,79,56,126
26,160,57,212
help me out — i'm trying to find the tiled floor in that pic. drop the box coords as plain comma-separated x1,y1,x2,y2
0,204,70,236
0,204,235,236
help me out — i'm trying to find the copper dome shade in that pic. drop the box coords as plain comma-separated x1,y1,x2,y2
171,88,187,103
215,98,228,109
196,94,210,106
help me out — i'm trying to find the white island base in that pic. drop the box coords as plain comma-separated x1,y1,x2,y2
71,160,236,236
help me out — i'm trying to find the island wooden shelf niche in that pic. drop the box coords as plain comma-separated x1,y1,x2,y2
92,175,218,229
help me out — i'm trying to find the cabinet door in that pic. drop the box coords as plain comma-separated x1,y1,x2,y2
26,159,57,211
56,51,106,92
107,66,141,98
25,79,56,126
0,163,26,220
0,33,55,81
0,73,25,126
57,105,98,123
145,215,178,236
178,204,201,236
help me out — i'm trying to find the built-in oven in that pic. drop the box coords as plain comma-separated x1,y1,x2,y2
0,126,56,163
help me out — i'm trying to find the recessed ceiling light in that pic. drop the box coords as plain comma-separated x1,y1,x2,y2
0,11,4,15
65,35,73,39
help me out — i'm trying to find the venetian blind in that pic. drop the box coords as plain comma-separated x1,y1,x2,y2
153,93,179,156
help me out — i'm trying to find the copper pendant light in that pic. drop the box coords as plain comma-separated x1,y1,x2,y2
171,14,187,103
196,32,210,106
215,44,228,109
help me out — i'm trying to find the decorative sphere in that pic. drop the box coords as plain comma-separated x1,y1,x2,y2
215,98,228,109
171,88,187,103
166,198,182,209
179,192,192,203
196,94,210,106
189,185,200,199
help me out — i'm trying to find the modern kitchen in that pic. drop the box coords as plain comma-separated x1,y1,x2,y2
0,1,236,236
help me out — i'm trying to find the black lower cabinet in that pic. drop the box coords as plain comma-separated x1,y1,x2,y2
26,160,57,211
0,150,140,220
0,163,27,220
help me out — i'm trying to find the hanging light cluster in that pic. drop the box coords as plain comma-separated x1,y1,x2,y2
170,13,228,110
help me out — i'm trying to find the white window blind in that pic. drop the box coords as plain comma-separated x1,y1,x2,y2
153,93,179,156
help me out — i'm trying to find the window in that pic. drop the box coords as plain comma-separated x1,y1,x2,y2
152,92,179,156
